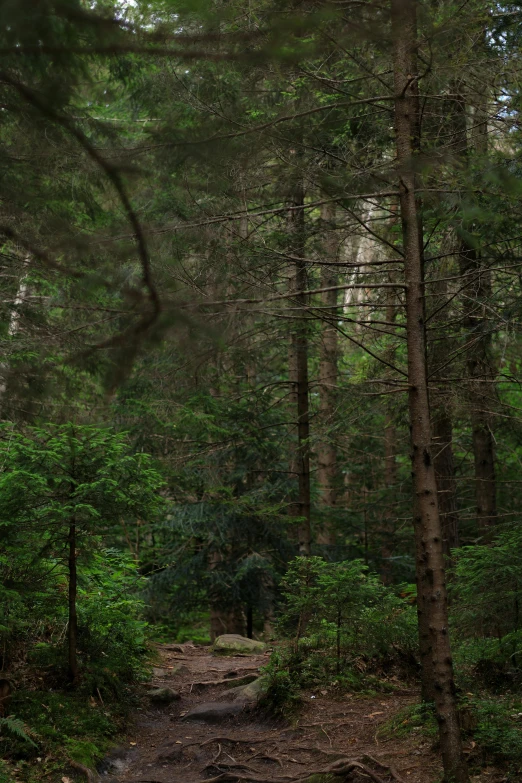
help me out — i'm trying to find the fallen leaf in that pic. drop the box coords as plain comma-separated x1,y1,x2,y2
130,741,137,746
366,711,384,718
175,741,182,745
62,777,72,783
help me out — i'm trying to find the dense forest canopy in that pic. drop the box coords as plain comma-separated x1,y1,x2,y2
2,0,522,781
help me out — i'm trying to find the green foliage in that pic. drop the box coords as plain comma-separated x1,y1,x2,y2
262,558,417,713
376,703,437,742
468,697,522,768
451,527,522,688
2,688,124,780
0,717,37,748
0,760,11,783
24,548,150,694
452,527,522,643
278,557,417,669
0,423,163,678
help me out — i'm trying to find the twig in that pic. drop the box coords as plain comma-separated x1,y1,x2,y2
361,754,407,783
211,743,222,765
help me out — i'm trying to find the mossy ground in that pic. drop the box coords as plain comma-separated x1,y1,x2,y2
1,687,134,782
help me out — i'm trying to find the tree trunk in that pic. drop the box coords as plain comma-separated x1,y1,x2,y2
381,284,398,583
0,255,30,413
447,79,496,535
68,520,78,683
459,244,497,534
432,405,459,557
287,178,311,556
429,248,460,559
391,0,468,780
317,201,338,548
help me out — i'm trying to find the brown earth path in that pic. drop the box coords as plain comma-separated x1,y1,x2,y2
100,643,445,783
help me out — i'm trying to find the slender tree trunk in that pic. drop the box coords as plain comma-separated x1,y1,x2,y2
287,178,311,556
432,405,459,557
459,244,497,534
68,519,78,683
0,255,30,412
429,251,460,559
381,285,398,583
317,201,338,548
391,1,468,780
447,79,497,535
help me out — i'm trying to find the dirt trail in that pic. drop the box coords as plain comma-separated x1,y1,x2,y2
100,643,443,783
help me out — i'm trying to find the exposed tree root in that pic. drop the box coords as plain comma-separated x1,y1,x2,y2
199,755,405,783
361,754,406,783
200,735,276,747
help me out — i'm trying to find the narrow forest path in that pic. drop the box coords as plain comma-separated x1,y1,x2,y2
100,643,443,783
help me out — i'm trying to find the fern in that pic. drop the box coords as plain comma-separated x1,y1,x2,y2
0,716,38,747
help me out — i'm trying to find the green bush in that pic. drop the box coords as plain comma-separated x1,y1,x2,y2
278,557,417,671
22,548,150,695
451,527,522,690
263,557,418,712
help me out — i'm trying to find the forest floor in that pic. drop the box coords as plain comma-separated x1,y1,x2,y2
96,641,484,783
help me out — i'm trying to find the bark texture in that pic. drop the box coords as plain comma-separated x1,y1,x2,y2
381,284,398,583
317,201,338,547
391,0,468,779
0,255,30,412
429,252,459,559
287,178,311,556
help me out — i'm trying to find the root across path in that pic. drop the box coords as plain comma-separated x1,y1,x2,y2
99,643,442,783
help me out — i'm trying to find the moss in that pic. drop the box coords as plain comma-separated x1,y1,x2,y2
1,689,127,782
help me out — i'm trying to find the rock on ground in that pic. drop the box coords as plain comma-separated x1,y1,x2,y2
148,687,181,705
213,634,266,655
224,675,269,703
182,701,246,723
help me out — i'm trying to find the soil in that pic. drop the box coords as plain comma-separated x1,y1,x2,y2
99,643,488,783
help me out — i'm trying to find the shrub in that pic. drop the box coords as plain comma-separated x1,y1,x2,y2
263,557,418,712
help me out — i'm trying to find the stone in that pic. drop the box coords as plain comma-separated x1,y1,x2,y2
224,673,258,688
213,634,266,655
225,675,269,704
148,687,181,705
182,701,245,723
97,746,139,776
154,741,183,763
171,664,190,676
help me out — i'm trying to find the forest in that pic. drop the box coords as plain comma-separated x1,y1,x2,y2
1,1,522,782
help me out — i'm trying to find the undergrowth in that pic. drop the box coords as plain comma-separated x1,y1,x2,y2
0,688,135,782
262,557,418,715
0,549,151,782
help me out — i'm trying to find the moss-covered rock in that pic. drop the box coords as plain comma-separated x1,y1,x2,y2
225,675,269,703
148,687,181,705
213,634,266,655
